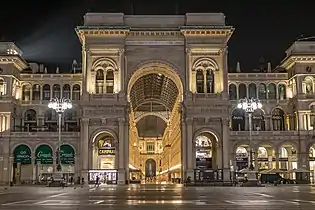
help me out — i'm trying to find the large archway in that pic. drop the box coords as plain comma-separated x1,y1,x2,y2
127,62,183,184
90,131,117,184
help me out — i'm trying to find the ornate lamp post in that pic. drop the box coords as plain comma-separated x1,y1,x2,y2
48,98,72,171
237,98,262,171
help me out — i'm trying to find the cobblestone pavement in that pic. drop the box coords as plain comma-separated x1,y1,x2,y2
1,184,315,209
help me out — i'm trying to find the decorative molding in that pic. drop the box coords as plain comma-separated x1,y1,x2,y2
125,40,184,46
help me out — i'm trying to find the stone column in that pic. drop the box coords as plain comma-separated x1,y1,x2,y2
181,111,187,180
222,118,230,181
80,118,89,183
124,119,129,182
32,155,36,183
185,118,194,181
118,118,126,184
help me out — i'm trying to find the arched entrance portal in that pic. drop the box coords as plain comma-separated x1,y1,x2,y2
90,132,117,184
194,132,220,182
145,159,157,178
128,62,183,184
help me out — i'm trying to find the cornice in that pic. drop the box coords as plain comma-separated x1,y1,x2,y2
75,27,130,43
180,26,234,38
0,56,28,71
281,55,315,69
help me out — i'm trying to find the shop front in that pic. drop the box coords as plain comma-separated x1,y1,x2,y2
35,144,54,183
90,136,117,184
58,144,75,180
13,144,32,184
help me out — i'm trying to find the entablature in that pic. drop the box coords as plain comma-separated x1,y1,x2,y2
0,56,28,71
20,73,82,82
281,55,315,69
230,131,312,141
8,132,80,139
180,26,234,37
82,105,127,118
76,26,130,44
228,73,288,82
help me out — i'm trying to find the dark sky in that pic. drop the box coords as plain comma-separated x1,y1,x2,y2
0,1,314,72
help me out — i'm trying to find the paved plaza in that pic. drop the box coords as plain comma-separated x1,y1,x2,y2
1,184,315,209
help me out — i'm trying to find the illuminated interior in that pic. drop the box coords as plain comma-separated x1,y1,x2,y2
90,132,117,184
128,66,182,183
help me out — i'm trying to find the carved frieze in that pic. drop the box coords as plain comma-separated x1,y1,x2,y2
89,118,118,126
84,106,125,117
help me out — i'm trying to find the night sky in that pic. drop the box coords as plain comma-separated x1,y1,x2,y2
1,1,314,72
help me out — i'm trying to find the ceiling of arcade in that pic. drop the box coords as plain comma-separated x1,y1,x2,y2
129,73,180,138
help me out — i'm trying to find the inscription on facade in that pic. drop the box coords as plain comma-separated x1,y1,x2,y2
84,107,124,116
125,41,184,46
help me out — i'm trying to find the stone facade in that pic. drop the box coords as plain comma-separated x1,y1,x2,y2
0,13,314,185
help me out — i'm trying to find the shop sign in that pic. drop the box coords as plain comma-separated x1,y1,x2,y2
98,148,115,155
14,144,31,164
59,144,75,164
35,145,53,164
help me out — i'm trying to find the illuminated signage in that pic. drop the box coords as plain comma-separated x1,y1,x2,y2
98,149,115,155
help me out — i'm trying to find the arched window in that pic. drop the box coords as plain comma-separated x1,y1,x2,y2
105,70,114,93
52,84,60,98
22,85,31,101
62,84,71,99
44,110,58,132
258,83,267,99
267,83,276,99
0,78,6,96
24,109,37,132
303,77,314,94
95,69,104,94
248,83,257,98
278,84,286,99
229,84,237,100
64,110,78,132
272,108,285,131
238,83,247,99
252,109,265,131
196,70,204,93
72,84,80,100
206,70,214,93
42,84,51,100
32,84,40,100
231,109,245,131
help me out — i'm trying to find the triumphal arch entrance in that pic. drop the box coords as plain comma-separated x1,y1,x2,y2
76,13,233,184
127,62,183,183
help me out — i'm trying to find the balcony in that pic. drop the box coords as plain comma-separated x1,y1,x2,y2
7,131,80,138
230,130,313,141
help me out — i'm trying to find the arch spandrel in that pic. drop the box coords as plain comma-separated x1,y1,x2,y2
193,128,221,147
92,57,118,71
192,57,219,72
90,128,119,145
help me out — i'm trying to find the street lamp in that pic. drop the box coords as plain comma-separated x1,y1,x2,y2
48,98,72,171
237,98,262,171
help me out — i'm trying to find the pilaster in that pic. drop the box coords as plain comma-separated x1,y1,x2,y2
80,118,89,182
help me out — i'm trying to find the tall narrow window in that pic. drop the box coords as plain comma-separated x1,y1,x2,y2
229,84,237,100
248,83,257,98
238,83,247,99
106,70,114,93
32,84,40,100
268,83,276,99
196,70,204,93
42,84,51,100
95,70,104,94
258,83,267,99
206,70,214,93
